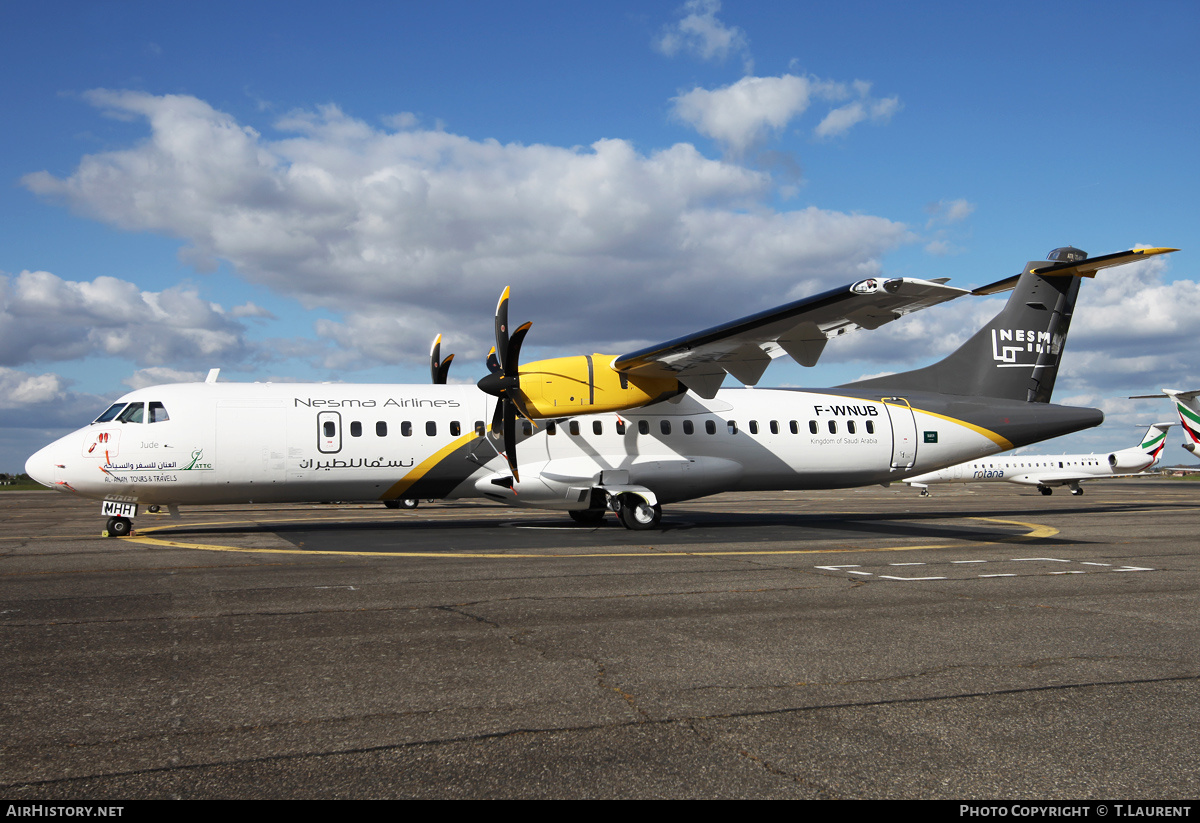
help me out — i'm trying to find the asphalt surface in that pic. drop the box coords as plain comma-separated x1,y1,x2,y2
1,481,1198,799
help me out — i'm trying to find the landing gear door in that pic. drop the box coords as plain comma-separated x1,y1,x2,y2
882,397,917,469
317,411,342,454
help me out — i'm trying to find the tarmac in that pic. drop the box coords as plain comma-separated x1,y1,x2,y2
1,480,1198,799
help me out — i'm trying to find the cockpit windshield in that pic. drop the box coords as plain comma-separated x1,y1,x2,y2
93,403,126,424
116,402,145,424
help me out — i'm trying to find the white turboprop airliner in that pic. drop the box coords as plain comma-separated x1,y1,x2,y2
25,246,1175,536
902,421,1172,496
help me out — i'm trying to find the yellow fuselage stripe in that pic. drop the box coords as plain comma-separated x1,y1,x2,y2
381,433,479,500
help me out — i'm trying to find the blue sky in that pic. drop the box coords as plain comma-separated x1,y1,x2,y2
3,0,1198,471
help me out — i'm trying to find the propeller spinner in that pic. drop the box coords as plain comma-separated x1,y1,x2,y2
476,287,533,482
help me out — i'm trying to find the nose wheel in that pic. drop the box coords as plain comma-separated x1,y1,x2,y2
103,517,132,538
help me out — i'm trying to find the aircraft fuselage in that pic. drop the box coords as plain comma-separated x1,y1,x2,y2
26,381,1103,512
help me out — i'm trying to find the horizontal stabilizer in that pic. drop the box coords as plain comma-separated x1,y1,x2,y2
972,247,1177,296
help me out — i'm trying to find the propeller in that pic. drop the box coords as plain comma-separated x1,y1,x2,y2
476,287,532,482
430,334,455,384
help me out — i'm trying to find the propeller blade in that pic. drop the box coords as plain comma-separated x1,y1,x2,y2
430,334,455,385
503,398,519,483
485,346,501,375
494,286,511,372
506,321,531,378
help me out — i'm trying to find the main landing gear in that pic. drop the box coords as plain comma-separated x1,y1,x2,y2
567,493,663,530
383,498,419,510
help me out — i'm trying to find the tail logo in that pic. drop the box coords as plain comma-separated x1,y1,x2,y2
991,328,1058,368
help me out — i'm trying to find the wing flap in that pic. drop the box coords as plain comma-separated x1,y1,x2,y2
614,277,968,383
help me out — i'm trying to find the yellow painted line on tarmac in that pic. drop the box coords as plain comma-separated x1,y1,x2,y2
121,515,1057,559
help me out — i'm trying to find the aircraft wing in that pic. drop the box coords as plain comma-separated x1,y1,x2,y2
611,277,968,398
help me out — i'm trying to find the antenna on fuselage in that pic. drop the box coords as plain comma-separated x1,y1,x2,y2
206,369,220,384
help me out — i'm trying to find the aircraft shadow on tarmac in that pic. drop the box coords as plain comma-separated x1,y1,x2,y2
126,500,1191,553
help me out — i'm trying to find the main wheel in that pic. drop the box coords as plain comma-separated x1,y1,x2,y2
617,496,661,530
569,509,606,526
1039,487,1053,496
1071,487,1084,496
384,498,419,510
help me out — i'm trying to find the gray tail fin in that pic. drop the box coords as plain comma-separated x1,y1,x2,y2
842,246,1175,403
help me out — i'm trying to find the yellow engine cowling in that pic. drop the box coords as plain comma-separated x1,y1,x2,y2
518,354,682,417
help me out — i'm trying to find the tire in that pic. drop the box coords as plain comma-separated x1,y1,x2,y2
384,498,420,510
569,509,606,525
1039,487,1053,496
105,517,132,538
617,496,661,530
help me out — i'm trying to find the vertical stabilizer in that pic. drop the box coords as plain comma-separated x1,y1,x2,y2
843,246,1177,403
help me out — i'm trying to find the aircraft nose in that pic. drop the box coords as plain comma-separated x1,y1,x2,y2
25,443,59,488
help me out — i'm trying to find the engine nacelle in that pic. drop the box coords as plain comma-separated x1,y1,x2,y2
517,354,682,418
1107,450,1152,472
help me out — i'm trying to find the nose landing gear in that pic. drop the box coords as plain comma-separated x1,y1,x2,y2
103,516,132,537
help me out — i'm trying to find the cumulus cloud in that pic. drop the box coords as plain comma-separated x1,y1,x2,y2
655,0,749,65
814,92,901,139
672,75,900,153
925,198,976,228
0,366,108,426
0,269,257,368
24,91,912,369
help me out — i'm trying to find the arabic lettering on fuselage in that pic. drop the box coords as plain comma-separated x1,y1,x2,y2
299,457,416,471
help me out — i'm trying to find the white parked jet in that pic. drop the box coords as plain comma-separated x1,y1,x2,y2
902,421,1173,496
25,246,1175,536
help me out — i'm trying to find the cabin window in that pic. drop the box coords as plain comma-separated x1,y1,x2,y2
377,421,388,437
638,420,650,435
350,421,363,437
474,421,485,436
683,420,694,435
426,421,437,437
706,419,716,435
749,421,759,435
148,402,170,423
569,421,580,436
616,419,626,435
790,420,799,435
450,421,460,437
117,403,145,424
828,421,837,434
847,421,856,434
547,421,557,435
660,420,672,435
323,421,336,438
866,421,875,434
593,421,603,435
94,403,125,424
728,421,738,434
770,421,779,435
522,421,533,436
401,421,412,437
809,420,818,434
